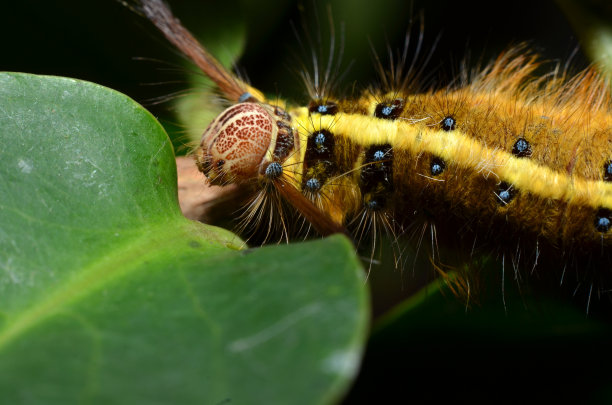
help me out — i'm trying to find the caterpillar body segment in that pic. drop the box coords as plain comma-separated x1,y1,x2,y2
195,67,612,289
130,0,612,301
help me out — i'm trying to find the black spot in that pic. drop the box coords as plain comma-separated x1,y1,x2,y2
430,157,446,176
305,178,321,192
360,144,393,210
365,197,386,211
365,145,392,163
361,144,393,193
315,132,326,148
496,182,516,205
603,160,612,182
303,129,337,189
308,100,339,116
216,160,225,169
307,129,335,158
595,208,612,232
265,162,283,178
441,116,456,131
374,98,405,120
512,138,532,158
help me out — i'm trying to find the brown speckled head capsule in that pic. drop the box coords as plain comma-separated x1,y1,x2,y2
195,102,278,185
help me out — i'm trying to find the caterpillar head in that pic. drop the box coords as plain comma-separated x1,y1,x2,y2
195,102,293,185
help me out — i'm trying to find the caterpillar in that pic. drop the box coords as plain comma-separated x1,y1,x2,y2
128,0,612,309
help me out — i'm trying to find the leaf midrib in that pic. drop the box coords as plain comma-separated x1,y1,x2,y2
0,220,228,351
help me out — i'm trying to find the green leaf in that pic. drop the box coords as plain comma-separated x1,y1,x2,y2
556,0,612,77
0,73,369,404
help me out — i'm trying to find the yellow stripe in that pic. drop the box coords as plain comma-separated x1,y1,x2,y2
291,108,612,209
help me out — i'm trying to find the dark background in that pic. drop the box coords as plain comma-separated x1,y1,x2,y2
3,0,585,118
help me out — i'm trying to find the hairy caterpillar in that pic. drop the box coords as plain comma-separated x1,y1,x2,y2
129,0,612,309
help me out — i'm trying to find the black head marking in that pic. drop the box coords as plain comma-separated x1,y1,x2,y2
265,162,283,179
430,157,446,176
603,160,612,182
440,116,456,131
512,138,532,158
374,98,405,120
308,100,339,116
496,182,516,205
595,208,612,232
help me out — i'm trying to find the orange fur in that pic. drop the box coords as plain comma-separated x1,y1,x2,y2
132,0,612,304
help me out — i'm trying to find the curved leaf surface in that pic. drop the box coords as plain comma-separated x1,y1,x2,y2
0,73,368,405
